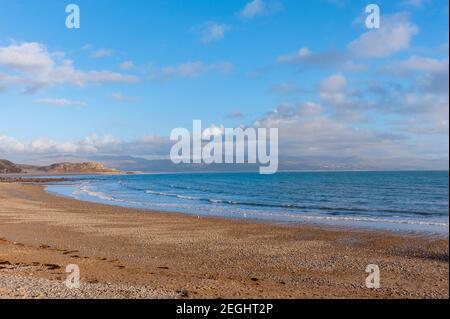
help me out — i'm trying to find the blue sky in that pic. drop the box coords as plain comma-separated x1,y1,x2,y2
0,0,448,165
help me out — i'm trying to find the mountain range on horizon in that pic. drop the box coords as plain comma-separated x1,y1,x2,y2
4,154,448,174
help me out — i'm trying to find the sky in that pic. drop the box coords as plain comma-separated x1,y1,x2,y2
0,0,449,166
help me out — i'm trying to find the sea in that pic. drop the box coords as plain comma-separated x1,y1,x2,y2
46,171,449,235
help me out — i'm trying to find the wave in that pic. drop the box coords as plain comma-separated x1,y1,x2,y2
143,189,449,227
176,195,200,200
144,188,443,217
74,183,126,203
282,213,449,228
145,190,200,201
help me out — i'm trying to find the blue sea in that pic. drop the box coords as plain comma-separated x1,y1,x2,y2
46,171,449,235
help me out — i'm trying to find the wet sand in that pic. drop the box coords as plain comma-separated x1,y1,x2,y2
0,183,448,299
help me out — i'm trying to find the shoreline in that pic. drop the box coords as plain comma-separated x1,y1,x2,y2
44,177,449,238
0,183,448,298
46,184,449,239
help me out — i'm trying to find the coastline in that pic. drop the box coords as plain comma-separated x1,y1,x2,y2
0,182,448,299
45,181,449,238
45,172,450,236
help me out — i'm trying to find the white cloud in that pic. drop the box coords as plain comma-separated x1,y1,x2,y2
119,60,135,70
239,0,283,19
240,0,266,19
402,0,430,7
109,92,139,103
91,48,114,58
418,69,449,94
197,22,230,44
162,62,206,78
348,13,419,59
0,134,172,159
254,103,410,159
382,56,449,75
149,61,234,80
381,55,449,95
277,47,365,72
392,93,449,135
0,42,54,72
271,83,307,94
81,44,93,51
319,74,348,106
34,98,87,107
0,134,122,156
276,12,419,72
0,136,26,153
277,47,313,63
299,102,324,117
0,42,139,93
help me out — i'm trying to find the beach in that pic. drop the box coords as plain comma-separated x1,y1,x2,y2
0,182,448,299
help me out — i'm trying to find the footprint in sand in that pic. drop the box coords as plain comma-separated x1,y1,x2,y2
176,290,190,298
86,279,99,284
95,257,108,261
12,242,25,247
44,264,61,270
62,250,79,255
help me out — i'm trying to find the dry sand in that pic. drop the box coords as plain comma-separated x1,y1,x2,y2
0,183,448,299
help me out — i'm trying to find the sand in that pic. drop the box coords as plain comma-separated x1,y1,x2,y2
0,183,448,299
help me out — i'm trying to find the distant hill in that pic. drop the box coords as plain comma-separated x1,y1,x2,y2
38,162,119,174
0,159,22,174
0,159,119,175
